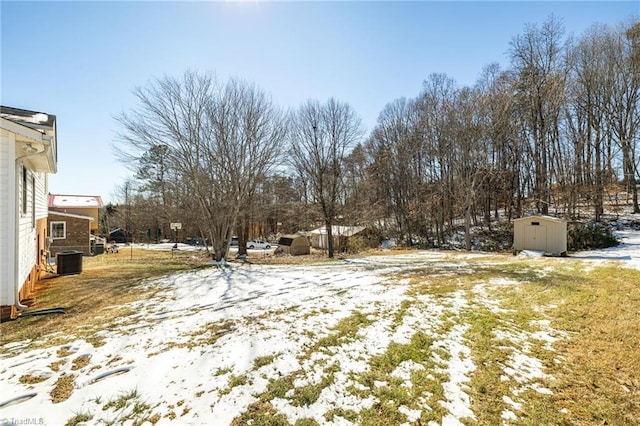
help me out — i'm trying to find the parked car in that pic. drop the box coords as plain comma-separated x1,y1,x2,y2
186,236,206,246
247,239,271,249
230,236,239,247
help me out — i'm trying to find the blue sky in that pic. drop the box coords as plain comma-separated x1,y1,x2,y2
2,1,637,204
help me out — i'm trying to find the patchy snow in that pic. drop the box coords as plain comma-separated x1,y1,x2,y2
571,229,640,270
1,231,638,425
436,323,476,423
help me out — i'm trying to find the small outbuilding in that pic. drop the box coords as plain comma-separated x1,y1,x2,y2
277,234,310,256
48,211,94,256
513,215,567,256
109,228,127,244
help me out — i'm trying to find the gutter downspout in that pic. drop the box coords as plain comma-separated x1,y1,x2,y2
13,142,50,313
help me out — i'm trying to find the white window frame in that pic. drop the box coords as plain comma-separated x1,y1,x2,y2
50,221,66,239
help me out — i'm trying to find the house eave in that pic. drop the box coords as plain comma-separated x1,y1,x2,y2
1,117,57,174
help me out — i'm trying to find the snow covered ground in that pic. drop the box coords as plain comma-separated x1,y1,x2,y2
571,229,640,269
1,231,638,425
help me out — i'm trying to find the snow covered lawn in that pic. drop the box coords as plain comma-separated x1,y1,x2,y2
1,234,639,425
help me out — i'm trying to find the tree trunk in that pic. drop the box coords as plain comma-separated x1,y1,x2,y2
325,220,334,258
464,204,472,251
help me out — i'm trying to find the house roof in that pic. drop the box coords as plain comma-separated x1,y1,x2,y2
310,225,366,237
49,194,104,209
513,215,566,223
0,105,56,130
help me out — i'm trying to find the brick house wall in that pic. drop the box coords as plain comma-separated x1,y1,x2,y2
48,212,92,256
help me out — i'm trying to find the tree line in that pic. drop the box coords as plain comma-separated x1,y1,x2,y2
109,17,639,260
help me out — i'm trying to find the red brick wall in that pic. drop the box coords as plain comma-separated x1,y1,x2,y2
48,213,91,256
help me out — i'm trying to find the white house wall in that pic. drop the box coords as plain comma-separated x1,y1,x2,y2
17,194,36,294
0,132,16,306
0,131,50,307
34,171,48,220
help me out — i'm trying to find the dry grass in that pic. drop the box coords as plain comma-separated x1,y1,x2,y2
71,354,92,370
448,259,640,425
0,248,199,352
50,373,76,403
18,373,50,385
533,265,640,425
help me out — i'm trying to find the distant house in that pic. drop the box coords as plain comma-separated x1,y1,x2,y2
277,234,310,256
310,225,377,252
1,106,58,320
49,194,103,235
513,215,567,255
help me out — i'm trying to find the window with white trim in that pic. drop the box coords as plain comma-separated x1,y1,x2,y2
32,175,36,228
22,166,27,215
50,221,66,239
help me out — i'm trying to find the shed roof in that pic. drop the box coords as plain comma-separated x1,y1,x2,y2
49,194,104,209
512,215,566,223
278,234,307,246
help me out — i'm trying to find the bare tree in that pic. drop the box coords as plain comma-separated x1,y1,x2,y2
115,71,286,261
367,97,421,245
510,16,567,215
606,21,640,213
565,23,618,221
416,73,458,244
451,86,493,250
289,98,363,258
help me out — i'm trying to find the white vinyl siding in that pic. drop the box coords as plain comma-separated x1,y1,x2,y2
0,132,15,305
17,200,37,286
1,112,57,308
33,171,48,220
7,158,52,305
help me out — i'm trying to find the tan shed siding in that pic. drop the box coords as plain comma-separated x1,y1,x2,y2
277,235,310,256
290,237,310,255
513,216,567,253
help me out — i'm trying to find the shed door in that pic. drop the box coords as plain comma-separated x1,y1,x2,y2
525,225,547,251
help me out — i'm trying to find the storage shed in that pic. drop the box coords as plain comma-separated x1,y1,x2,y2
513,215,567,255
277,234,310,256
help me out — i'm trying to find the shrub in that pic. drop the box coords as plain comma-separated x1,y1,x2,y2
568,221,619,251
